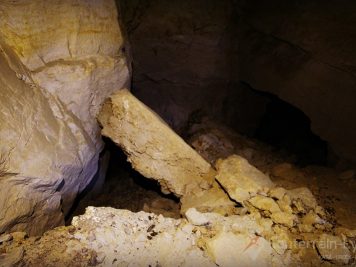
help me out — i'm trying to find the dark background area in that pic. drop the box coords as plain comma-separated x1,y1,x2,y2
116,0,356,166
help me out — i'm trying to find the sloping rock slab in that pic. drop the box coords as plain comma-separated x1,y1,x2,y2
98,89,214,196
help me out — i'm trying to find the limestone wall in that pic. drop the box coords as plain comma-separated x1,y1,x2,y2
0,0,131,234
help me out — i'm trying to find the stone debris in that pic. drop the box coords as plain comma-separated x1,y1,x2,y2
1,207,215,267
180,181,237,216
1,153,355,266
205,232,274,267
215,155,275,203
316,234,352,265
187,118,291,171
98,89,214,196
1,98,356,266
185,208,211,226
96,106,356,266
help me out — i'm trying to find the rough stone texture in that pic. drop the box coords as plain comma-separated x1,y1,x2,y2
0,0,130,234
316,234,351,265
98,89,214,196
71,207,215,267
118,0,245,132
0,43,97,235
186,118,291,172
1,152,355,266
120,0,356,164
238,0,356,163
215,155,274,203
0,207,216,267
180,182,237,216
0,0,131,148
205,232,274,267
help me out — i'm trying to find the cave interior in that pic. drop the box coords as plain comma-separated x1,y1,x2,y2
0,0,356,266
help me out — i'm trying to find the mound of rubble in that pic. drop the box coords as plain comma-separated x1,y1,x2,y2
1,91,355,266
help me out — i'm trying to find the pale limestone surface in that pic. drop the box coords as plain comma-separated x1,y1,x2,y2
98,89,214,196
0,207,216,267
0,43,97,235
0,0,131,147
0,0,130,234
71,207,215,267
215,155,274,203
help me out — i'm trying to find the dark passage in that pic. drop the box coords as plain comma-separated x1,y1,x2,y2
252,90,329,166
67,138,180,224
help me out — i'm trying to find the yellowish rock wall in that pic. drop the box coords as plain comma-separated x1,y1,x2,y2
0,0,131,234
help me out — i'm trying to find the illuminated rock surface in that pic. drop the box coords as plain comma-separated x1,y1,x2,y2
215,155,274,203
1,151,355,266
0,0,130,148
0,207,216,267
0,1,356,266
98,89,214,196
0,0,130,234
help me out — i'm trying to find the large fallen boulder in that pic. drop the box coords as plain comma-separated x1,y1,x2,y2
98,89,214,196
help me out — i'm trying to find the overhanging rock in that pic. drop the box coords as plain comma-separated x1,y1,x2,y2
98,89,214,196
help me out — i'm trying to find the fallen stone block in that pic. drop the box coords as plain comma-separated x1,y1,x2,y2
215,155,274,203
98,89,214,196
180,181,237,216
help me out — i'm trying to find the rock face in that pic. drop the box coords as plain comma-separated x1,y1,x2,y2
98,89,214,196
120,0,356,164
0,0,130,235
238,0,356,163
0,0,131,147
118,0,241,131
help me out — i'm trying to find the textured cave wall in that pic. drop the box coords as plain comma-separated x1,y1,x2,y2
237,0,356,164
0,0,130,235
120,0,356,164
118,0,246,132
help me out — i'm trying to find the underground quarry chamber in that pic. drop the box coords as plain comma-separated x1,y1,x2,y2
0,0,356,266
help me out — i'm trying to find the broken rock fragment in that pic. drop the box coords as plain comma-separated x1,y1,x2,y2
215,155,274,203
180,181,237,216
316,234,351,265
98,89,214,196
205,232,274,267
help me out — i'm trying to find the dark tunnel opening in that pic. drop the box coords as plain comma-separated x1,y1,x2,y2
253,90,328,166
67,138,181,224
